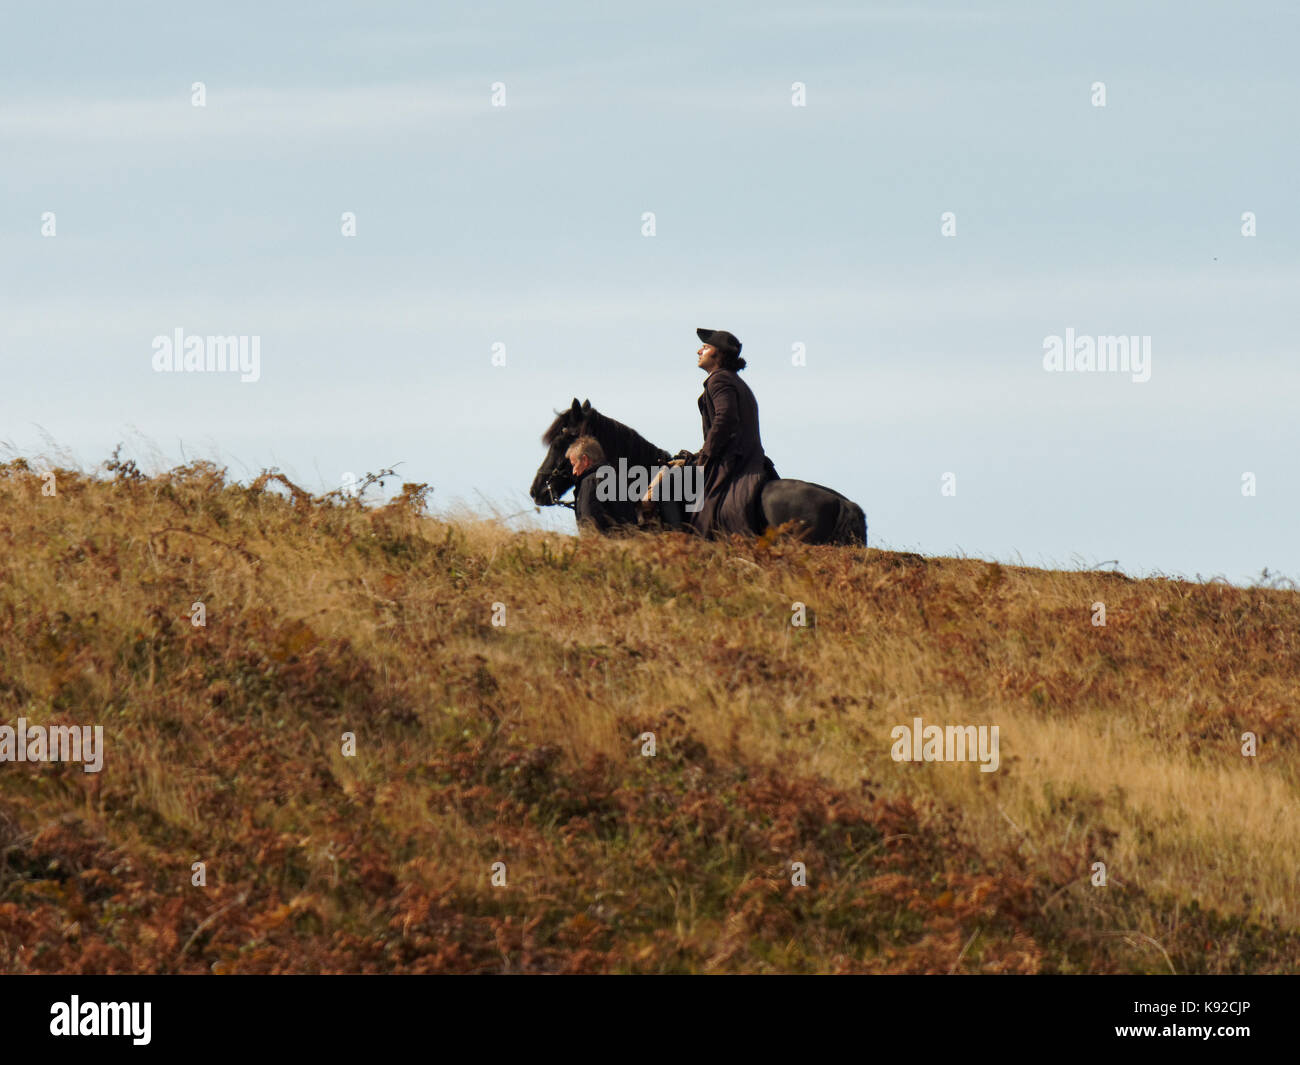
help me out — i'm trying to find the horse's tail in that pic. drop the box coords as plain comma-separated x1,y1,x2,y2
834,499,867,546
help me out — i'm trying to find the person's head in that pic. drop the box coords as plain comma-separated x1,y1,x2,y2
695,328,746,373
566,434,607,478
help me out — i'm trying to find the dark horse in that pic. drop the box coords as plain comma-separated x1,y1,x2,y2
530,398,867,546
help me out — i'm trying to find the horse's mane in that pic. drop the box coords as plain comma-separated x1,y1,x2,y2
541,403,670,466
581,407,670,467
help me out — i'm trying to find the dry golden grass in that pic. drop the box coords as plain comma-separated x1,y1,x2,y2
0,454,1296,972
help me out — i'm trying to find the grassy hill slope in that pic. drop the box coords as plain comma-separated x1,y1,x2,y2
1,457,1297,973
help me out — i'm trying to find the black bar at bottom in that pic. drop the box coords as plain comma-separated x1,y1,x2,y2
0,973,1290,1053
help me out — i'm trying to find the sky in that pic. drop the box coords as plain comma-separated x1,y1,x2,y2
3,1,1297,585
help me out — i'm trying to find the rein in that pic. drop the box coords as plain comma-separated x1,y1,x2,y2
640,458,687,503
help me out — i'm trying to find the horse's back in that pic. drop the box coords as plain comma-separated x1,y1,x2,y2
760,478,867,545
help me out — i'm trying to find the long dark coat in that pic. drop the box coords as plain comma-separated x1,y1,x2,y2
690,369,779,538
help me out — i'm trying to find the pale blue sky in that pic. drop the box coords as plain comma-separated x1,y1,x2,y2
3,1,1297,584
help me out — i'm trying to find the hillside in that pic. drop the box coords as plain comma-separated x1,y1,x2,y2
1,455,1297,974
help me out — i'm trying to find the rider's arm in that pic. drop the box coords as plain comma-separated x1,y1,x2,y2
700,373,739,464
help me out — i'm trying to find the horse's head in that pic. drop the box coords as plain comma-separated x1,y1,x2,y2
530,397,591,505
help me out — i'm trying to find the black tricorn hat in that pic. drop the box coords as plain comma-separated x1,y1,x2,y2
696,328,742,359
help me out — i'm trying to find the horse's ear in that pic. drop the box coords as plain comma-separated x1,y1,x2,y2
570,398,581,414
581,399,591,411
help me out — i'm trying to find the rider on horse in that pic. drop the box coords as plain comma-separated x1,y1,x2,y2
682,328,780,539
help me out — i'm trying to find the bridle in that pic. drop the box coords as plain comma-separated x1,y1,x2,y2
542,467,576,510
539,433,577,509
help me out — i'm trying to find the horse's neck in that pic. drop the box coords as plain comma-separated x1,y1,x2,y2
589,412,666,466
